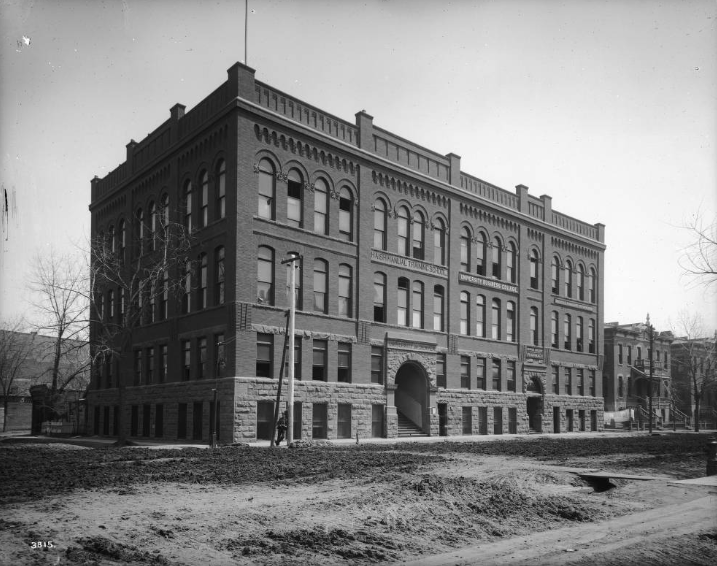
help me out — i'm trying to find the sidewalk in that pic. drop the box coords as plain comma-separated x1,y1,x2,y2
3,428,714,450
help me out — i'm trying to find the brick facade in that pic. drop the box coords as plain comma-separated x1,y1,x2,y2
87,62,606,443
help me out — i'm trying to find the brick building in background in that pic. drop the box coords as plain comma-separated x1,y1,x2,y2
602,322,676,428
87,63,606,443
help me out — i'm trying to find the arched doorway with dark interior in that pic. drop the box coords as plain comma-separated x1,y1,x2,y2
395,362,430,436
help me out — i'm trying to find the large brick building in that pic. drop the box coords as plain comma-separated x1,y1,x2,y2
87,63,606,443
602,321,675,427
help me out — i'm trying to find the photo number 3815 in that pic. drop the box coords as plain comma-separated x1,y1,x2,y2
30,541,55,549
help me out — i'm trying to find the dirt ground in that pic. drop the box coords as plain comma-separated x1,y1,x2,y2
1,434,715,565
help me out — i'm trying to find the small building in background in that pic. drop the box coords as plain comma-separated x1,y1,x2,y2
670,334,716,430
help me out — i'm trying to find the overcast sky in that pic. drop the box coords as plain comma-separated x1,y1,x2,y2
1,0,715,334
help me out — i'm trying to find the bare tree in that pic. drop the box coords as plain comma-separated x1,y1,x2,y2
679,212,717,287
89,205,194,445
671,312,717,432
0,318,35,432
28,249,91,418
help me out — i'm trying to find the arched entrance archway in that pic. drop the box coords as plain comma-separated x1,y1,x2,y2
526,377,543,433
395,362,430,435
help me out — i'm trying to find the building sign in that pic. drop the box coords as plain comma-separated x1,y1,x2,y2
553,297,596,313
371,250,448,277
386,331,437,353
459,272,518,294
523,345,548,365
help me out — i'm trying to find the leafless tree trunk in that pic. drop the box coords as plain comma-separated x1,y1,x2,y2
29,249,91,418
0,318,35,432
671,312,717,433
88,209,194,446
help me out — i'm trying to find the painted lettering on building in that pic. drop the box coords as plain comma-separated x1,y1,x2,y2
459,272,518,294
371,250,449,277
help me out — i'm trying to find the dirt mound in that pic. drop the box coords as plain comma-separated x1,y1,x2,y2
65,536,169,564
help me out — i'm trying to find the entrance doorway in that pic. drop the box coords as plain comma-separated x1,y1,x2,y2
395,362,429,435
527,397,542,432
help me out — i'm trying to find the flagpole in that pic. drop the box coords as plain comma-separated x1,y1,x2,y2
244,0,249,65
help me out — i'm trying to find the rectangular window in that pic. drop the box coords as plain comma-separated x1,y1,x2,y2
566,409,574,432
507,361,516,392
552,366,559,394
338,266,352,317
508,408,517,434
397,279,408,326
200,178,208,228
436,353,446,388
193,402,203,440
371,346,384,384
579,409,586,432
198,337,207,379
312,403,328,439
314,184,328,234
339,194,352,240
312,340,327,381
627,346,632,365
589,370,596,396
462,406,472,435
433,286,444,331
492,359,501,391
372,404,384,438
460,355,471,389
565,367,572,395
158,345,167,383
577,368,584,396
478,407,488,435
142,404,151,437
564,315,572,350
256,333,273,378
493,407,503,435
338,343,351,383
256,401,274,440
476,357,486,390
337,404,352,439
145,348,155,384
130,405,138,437
134,350,142,386
155,404,164,438
181,340,191,381
618,344,623,364
177,403,187,439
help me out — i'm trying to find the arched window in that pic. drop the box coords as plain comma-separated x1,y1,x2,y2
373,198,387,250
287,169,303,227
373,272,386,323
433,285,444,331
135,207,144,256
313,178,328,235
199,170,209,228
412,281,423,328
216,159,226,220
460,227,471,271
507,242,517,284
530,307,539,346
577,265,585,301
118,219,126,263
491,298,501,340
285,252,302,309
564,260,573,298
589,267,596,303
530,250,540,289
576,316,584,351
215,246,225,305
476,295,486,338
460,291,470,335
397,206,410,256
338,187,353,241
148,201,156,251
492,237,502,279
507,301,516,342
551,256,560,294
433,218,446,266
338,264,352,317
313,259,328,313
564,314,572,350
551,311,559,348
257,159,275,220
160,194,169,228
412,211,425,259
397,277,409,326
108,225,115,254
257,246,274,305
182,180,193,231
589,319,595,353
476,232,486,276
182,260,192,314
197,253,208,309
159,270,168,320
